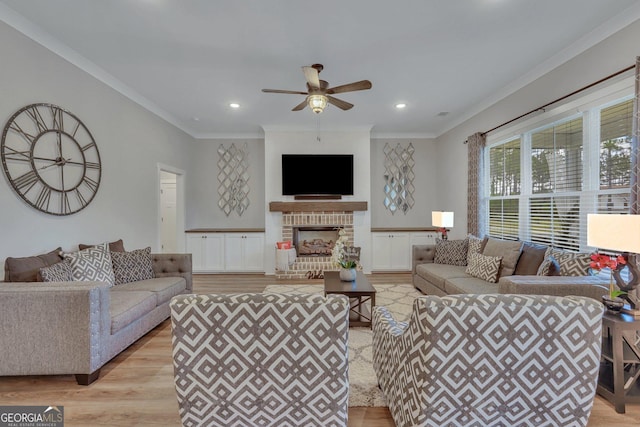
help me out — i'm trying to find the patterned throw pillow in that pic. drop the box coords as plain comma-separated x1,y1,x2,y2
536,247,589,276
466,235,485,265
62,242,115,286
111,247,154,285
555,252,591,276
465,252,502,283
39,260,73,282
434,238,469,266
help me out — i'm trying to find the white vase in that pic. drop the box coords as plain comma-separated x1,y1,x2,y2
339,268,357,281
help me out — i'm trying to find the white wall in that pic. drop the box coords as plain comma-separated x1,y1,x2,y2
435,18,640,240
370,138,438,228
264,129,372,274
187,138,265,229
0,21,194,276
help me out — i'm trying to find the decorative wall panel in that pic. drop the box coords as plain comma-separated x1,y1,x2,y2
383,142,415,214
217,143,250,216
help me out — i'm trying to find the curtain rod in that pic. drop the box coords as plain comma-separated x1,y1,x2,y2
482,63,636,137
463,63,636,143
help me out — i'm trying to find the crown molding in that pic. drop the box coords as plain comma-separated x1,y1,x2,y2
370,131,436,139
0,3,197,139
436,3,640,138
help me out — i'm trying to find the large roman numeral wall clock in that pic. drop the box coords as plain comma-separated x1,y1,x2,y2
1,103,101,215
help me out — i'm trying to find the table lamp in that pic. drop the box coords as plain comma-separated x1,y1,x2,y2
432,211,454,240
587,213,640,316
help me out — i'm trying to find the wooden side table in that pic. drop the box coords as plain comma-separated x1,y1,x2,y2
324,271,376,328
597,312,640,413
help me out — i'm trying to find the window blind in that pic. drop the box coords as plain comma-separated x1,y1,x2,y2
487,97,632,251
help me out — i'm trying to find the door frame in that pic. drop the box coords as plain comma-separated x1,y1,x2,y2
157,163,186,253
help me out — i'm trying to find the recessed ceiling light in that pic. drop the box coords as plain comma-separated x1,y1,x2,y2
192,117,200,121
395,103,407,109
437,111,450,117
229,103,240,109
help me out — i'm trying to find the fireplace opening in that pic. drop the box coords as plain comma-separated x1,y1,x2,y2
293,227,339,257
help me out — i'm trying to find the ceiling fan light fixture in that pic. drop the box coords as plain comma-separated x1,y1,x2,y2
307,94,327,114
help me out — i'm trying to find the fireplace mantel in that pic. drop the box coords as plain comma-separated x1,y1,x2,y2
269,201,368,212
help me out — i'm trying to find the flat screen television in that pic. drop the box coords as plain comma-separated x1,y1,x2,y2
282,154,354,196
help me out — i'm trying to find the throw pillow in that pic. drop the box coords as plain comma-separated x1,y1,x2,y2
40,260,73,282
465,252,502,283
482,238,523,278
434,238,469,266
4,247,63,282
536,255,561,276
466,235,487,265
555,251,591,276
62,242,115,286
111,247,154,285
514,242,548,275
78,239,125,252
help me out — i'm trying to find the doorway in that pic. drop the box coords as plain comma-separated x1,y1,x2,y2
157,164,185,253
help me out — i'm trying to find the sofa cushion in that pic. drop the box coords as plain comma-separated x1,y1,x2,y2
444,277,500,294
434,238,468,266
416,263,468,292
482,238,523,278
465,253,502,283
4,247,63,282
39,260,73,282
79,239,125,252
514,242,548,275
109,290,157,334
62,242,115,286
113,277,186,306
111,247,154,285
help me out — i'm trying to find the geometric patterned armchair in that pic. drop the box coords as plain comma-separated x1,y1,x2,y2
170,293,350,427
373,294,604,427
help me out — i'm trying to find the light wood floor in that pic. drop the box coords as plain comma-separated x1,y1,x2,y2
0,273,638,426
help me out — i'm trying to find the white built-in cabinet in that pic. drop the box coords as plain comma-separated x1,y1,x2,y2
371,230,438,271
224,233,265,272
186,231,264,273
186,233,225,272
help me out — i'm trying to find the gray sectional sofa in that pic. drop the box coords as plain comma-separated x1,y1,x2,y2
0,252,192,385
413,238,608,301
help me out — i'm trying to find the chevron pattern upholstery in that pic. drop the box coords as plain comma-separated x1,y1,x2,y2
170,293,350,427
373,294,604,427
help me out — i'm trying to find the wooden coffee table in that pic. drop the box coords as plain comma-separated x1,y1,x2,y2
324,271,376,328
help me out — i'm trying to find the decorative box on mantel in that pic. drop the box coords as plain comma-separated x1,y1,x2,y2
270,201,368,279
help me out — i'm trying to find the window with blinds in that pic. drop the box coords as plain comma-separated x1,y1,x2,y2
599,99,632,214
486,97,632,251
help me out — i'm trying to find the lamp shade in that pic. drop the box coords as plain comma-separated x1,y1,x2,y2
432,211,454,228
587,214,640,254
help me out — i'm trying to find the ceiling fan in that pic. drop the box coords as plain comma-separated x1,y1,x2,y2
262,64,372,114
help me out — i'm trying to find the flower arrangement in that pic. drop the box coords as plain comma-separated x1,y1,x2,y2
331,228,356,269
590,253,627,299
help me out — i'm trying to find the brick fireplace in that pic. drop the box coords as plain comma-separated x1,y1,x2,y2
269,201,367,279
278,211,354,279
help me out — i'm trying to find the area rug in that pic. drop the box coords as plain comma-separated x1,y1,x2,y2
263,283,421,407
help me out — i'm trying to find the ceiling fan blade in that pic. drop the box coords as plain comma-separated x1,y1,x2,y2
262,89,308,95
327,95,354,111
302,66,321,90
292,99,308,111
327,80,372,94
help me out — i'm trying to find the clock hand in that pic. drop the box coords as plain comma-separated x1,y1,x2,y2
57,130,62,158
38,157,71,170
61,159,65,191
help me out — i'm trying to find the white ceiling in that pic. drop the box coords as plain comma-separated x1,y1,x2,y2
1,0,640,139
